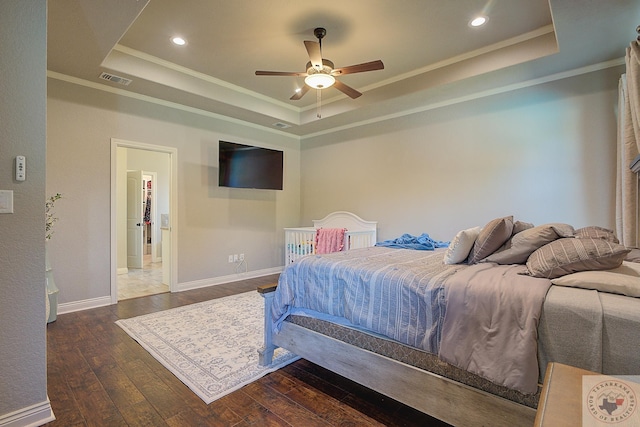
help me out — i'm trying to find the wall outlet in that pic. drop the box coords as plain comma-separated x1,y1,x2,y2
233,254,239,262
239,253,245,261
228,255,233,263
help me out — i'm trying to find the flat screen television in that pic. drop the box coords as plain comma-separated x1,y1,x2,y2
218,141,284,190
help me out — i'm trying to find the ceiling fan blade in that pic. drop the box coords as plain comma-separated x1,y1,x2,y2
255,70,307,76
332,60,384,76
290,85,310,100
333,80,362,99
304,40,323,69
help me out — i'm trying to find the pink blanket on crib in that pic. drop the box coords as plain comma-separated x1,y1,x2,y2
315,228,346,254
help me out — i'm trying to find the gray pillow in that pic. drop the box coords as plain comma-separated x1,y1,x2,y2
625,248,640,263
484,223,575,265
467,216,514,264
525,237,630,279
574,226,619,244
512,220,534,235
551,261,640,298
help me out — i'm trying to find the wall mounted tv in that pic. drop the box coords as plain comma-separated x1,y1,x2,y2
218,141,284,190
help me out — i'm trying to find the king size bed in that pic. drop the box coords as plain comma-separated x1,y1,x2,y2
258,213,640,426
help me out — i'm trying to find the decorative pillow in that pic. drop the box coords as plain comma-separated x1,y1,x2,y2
467,216,514,264
443,226,482,265
574,226,619,244
484,223,575,265
545,223,575,238
551,261,640,297
525,238,630,279
512,221,534,235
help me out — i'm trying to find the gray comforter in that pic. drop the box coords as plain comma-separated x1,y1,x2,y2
538,286,640,378
438,262,551,394
272,247,551,394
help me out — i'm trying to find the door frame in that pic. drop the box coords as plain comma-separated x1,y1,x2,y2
110,138,178,304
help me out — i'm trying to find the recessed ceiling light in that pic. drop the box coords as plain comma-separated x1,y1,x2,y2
469,15,488,27
171,36,187,46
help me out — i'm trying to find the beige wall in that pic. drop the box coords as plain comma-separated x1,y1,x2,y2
0,0,50,422
47,78,301,305
300,67,622,242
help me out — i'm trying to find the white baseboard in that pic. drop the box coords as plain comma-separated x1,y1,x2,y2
54,268,283,315
177,267,283,292
57,295,112,315
0,399,55,427
117,267,128,275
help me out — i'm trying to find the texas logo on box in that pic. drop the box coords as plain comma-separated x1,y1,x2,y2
582,375,639,426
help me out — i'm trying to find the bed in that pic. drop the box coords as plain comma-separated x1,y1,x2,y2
258,214,640,426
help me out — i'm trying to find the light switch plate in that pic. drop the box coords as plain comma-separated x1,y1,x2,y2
0,190,14,213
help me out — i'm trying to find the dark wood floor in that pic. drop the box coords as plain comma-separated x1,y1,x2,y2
45,274,451,426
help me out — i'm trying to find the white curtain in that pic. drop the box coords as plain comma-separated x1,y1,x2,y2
616,41,640,247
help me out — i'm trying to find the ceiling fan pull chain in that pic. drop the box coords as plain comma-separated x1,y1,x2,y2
316,89,322,118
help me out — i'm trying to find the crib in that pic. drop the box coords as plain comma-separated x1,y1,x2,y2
284,211,378,264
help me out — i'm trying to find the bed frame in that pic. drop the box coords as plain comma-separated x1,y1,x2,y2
284,211,377,264
258,285,535,426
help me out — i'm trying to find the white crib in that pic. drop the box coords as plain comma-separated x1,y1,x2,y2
284,211,377,264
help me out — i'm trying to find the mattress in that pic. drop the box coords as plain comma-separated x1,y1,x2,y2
286,314,541,408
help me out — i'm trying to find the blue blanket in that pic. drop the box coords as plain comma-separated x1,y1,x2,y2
375,233,449,250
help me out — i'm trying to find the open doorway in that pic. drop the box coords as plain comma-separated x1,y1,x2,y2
119,170,166,299
110,139,177,303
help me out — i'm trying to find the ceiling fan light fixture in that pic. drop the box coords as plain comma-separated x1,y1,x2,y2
255,28,379,105
305,73,335,89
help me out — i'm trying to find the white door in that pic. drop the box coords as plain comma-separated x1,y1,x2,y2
127,170,144,269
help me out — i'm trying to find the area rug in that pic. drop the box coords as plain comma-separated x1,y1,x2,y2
115,291,299,404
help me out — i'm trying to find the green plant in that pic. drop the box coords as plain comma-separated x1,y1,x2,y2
45,193,62,241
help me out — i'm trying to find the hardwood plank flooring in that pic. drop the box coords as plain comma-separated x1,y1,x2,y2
45,274,451,426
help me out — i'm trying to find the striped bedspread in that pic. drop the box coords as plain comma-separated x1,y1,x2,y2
272,246,462,353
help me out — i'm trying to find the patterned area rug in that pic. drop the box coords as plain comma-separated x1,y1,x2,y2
116,291,299,404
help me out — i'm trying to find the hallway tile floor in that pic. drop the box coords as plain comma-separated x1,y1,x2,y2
117,255,168,300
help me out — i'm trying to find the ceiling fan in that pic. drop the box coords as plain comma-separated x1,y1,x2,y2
255,27,384,101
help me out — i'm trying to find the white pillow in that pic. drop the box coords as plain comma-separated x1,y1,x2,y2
444,226,482,265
